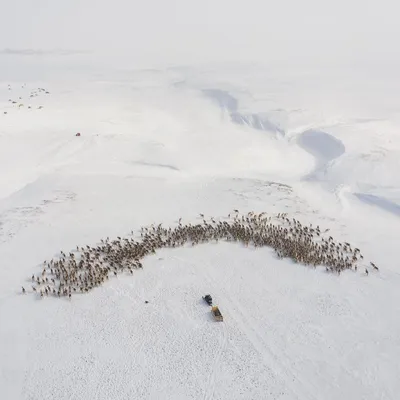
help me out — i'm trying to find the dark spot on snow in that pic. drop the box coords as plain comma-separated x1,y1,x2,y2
354,193,400,217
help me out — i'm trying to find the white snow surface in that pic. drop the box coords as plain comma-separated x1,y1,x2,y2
1,58,400,400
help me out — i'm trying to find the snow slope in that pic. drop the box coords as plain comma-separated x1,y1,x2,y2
1,58,400,400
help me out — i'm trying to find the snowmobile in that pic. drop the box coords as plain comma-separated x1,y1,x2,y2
202,294,213,306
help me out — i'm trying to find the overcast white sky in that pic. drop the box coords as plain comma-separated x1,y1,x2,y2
1,0,398,65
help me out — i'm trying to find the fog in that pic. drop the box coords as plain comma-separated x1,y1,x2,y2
1,0,399,66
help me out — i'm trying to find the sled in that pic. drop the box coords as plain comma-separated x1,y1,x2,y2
211,305,223,321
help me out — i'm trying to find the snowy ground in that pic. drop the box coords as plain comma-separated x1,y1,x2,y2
1,56,400,400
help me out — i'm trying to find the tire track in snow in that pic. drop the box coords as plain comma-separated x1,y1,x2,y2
335,184,352,213
172,255,227,400
0,190,75,244
201,257,318,400
203,320,228,400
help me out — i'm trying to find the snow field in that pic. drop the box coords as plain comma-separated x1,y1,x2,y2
1,61,400,399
